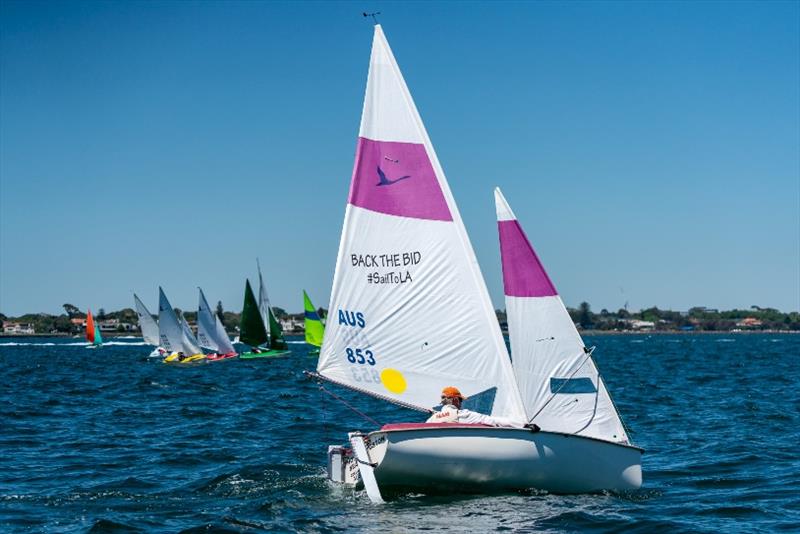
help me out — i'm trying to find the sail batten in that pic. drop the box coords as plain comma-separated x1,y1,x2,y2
316,25,526,421
495,188,629,444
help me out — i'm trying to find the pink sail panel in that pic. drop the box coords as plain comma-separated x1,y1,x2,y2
498,220,558,297
348,137,452,221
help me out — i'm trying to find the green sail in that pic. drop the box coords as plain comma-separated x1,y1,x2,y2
267,306,288,350
303,290,324,348
240,279,268,347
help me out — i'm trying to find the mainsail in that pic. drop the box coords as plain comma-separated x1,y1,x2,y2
315,25,526,420
158,287,202,355
134,294,160,346
240,279,268,347
303,290,325,348
180,314,203,356
197,288,235,354
495,188,629,443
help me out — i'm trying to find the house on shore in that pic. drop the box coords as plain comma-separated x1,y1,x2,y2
3,322,35,334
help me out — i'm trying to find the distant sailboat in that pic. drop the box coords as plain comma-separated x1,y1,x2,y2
197,288,237,361
238,279,290,359
303,290,325,355
308,24,641,500
134,293,165,357
158,287,206,364
257,261,289,352
85,309,103,348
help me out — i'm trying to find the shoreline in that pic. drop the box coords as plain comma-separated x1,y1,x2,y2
1,330,797,339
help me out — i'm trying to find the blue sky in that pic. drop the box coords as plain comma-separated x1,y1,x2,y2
1,0,798,316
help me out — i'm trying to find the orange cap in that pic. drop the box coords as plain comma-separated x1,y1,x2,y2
441,386,464,399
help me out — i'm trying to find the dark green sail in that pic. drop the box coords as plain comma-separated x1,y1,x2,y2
240,279,268,347
267,307,288,350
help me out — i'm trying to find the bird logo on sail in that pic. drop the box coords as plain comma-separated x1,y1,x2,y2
376,166,411,186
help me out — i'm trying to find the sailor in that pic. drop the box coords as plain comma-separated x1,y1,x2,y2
426,386,540,431
251,346,263,354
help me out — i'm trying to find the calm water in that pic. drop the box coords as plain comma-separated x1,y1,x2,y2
1,334,798,533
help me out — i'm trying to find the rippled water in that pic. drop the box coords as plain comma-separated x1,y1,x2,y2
1,334,798,532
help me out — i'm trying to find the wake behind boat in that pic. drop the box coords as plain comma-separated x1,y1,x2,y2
308,24,642,500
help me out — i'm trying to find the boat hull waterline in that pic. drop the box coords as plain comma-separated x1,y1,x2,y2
163,353,207,365
333,424,642,494
239,349,291,360
205,352,238,362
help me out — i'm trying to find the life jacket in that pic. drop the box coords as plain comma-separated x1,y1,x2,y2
426,404,459,423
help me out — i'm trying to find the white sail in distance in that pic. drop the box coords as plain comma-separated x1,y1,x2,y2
134,293,160,346
179,313,202,356
257,260,273,342
316,25,525,420
158,288,193,354
495,188,629,443
196,288,220,351
197,288,235,355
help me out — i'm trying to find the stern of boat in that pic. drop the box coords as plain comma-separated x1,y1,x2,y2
326,432,388,486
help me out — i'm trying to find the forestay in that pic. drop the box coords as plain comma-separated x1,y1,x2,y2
494,188,629,444
134,294,160,347
316,25,526,421
198,288,236,354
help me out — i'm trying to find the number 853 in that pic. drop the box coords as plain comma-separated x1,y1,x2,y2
346,347,376,365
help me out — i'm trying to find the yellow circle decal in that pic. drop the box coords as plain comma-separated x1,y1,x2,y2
380,368,407,394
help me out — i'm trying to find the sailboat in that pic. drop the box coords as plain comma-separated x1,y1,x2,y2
85,309,103,348
134,293,165,357
303,290,325,355
197,288,237,361
307,24,642,500
238,279,290,359
257,261,290,353
158,288,206,364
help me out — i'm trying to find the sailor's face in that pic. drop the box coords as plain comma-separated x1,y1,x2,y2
441,395,460,407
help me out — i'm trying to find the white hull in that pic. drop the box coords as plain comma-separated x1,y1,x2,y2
335,424,642,494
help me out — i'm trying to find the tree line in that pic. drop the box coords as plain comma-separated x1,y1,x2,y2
2,302,798,335
0,302,320,335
